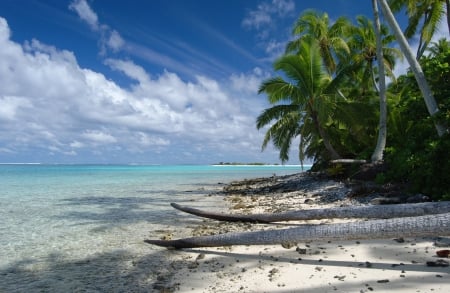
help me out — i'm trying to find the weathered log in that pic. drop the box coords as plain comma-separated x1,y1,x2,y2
144,212,450,249
330,159,367,164
171,202,450,223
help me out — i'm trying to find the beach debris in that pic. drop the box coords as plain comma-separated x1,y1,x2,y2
296,247,307,254
268,268,280,281
334,275,346,281
281,241,296,249
436,249,450,258
393,237,405,243
426,259,449,267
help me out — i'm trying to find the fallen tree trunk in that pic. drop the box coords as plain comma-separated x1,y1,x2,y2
170,202,450,223
330,159,367,164
144,212,450,249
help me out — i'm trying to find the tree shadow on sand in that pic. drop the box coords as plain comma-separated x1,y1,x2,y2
54,190,225,232
0,247,178,292
155,238,450,292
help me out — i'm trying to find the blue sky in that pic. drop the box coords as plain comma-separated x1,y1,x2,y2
0,1,445,164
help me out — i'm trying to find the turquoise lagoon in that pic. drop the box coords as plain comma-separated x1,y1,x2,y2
0,164,308,291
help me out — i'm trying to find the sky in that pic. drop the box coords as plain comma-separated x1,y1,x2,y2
0,1,446,164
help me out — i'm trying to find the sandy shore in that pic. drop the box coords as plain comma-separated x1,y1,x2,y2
155,172,450,293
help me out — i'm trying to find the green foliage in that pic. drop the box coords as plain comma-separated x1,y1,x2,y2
326,163,345,177
384,40,450,199
257,7,449,200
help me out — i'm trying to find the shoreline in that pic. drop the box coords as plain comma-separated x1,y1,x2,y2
159,172,450,293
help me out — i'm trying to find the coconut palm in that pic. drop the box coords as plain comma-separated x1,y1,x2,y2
427,37,450,55
257,39,344,163
335,13,399,162
379,0,447,137
286,10,351,74
389,0,450,59
346,15,399,93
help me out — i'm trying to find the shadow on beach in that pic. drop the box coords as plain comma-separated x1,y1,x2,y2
0,188,227,292
0,247,176,292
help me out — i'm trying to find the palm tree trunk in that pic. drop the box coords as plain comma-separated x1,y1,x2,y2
371,0,388,162
145,213,450,249
311,111,341,160
379,0,446,137
170,201,450,223
446,0,450,36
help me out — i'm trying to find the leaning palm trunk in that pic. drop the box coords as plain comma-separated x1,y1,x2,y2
145,213,450,249
371,0,388,162
379,0,446,137
447,0,450,35
170,201,450,223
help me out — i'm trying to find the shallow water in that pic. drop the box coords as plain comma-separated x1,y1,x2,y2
0,164,307,291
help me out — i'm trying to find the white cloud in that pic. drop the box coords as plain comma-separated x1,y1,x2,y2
105,58,150,84
230,67,269,94
82,130,117,144
69,0,125,54
69,0,99,31
0,96,32,121
0,17,288,163
242,0,295,30
107,30,125,52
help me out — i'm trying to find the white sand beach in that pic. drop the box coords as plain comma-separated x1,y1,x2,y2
153,173,450,293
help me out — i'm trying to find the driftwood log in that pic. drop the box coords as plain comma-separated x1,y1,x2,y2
145,202,450,249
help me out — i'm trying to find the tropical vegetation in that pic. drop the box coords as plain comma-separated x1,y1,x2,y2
257,1,450,200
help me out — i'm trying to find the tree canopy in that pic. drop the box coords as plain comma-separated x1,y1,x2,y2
257,4,450,199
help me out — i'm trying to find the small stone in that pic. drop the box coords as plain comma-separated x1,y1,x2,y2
334,275,346,281
281,242,296,249
296,247,307,254
196,253,205,260
393,237,405,243
436,250,450,258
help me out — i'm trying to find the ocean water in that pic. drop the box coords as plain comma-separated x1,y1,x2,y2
0,164,307,291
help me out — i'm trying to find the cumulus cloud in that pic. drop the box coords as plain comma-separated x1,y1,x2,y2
229,67,269,94
0,17,286,163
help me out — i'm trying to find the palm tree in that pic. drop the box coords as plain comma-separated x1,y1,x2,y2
338,13,399,162
257,39,343,163
389,0,450,59
346,15,399,93
380,0,447,137
286,10,351,74
427,37,450,55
